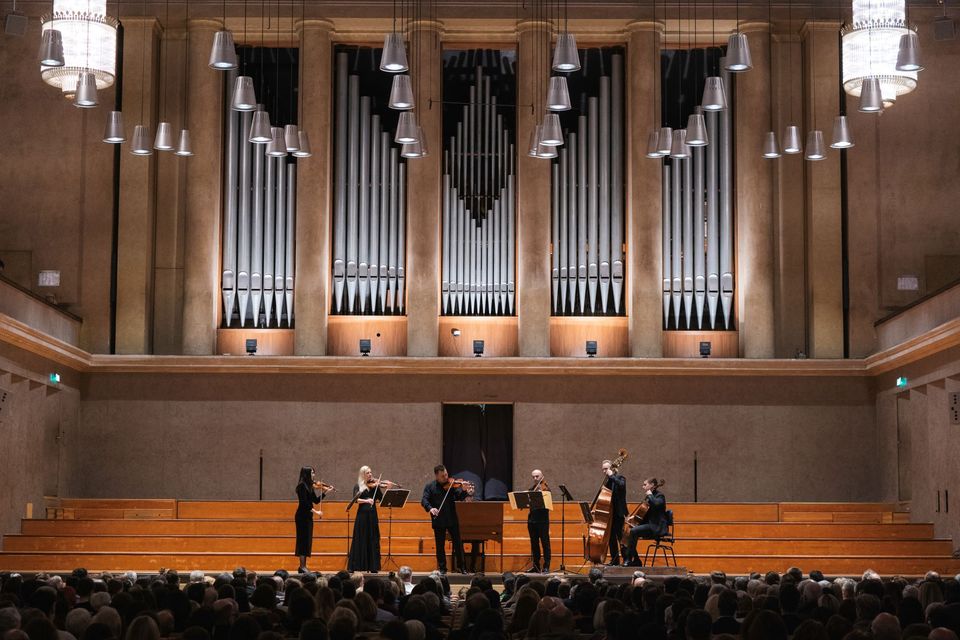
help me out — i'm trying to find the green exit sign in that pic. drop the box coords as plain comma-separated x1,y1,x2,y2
896,376,908,388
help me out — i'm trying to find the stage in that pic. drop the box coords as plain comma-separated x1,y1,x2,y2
2,499,959,577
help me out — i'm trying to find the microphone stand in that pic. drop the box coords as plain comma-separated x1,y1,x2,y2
558,483,574,573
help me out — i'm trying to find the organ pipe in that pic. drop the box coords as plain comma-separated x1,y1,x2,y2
441,54,516,317
331,49,407,315
660,53,735,330
220,102,296,328
551,50,624,316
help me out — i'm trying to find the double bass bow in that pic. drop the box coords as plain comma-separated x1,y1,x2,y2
584,448,628,564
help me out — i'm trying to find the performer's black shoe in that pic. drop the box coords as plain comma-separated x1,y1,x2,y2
529,565,541,574
297,567,307,574
604,561,621,567
543,566,551,573
625,559,643,567
458,568,469,574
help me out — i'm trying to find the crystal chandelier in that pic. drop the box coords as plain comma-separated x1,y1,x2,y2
841,0,918,107
40,0,118,99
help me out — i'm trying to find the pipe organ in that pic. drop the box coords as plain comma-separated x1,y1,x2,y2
551,49,625,316
661,51,734,331
442,50,517,316
221,65,298,328
331,49,407,316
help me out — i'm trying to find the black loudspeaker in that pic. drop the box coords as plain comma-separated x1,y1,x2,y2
245,339,258,355
934,16,956,41
4,12,27,36
473,340,484,357
585,340,598,357
359,339,372,356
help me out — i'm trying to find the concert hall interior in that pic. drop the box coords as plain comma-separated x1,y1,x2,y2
2,0,960,601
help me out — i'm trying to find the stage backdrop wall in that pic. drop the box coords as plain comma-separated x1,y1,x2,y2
63,370,885,504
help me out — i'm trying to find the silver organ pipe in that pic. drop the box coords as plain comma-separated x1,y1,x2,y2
610,54,624,314
551,51,624,316
331,49,407,315
220,99,297,327
237,110,252,326
221,70,239,326
332,53,348,313
598,78,610,312
661,52,735,330
441,53,516,316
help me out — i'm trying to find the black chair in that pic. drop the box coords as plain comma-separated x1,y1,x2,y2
643,509,677,567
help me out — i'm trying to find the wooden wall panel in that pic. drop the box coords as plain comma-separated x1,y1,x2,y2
326,316,407,356
216,329,294,356
549,317,629,357
438,317,518,357
663,331,739,358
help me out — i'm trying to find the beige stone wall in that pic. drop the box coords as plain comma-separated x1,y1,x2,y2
0,345,81,541
0,17,115,354
875,344,960,546
64,370,878,502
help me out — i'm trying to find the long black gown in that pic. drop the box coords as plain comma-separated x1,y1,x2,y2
295,483,324,557
348,483,383,572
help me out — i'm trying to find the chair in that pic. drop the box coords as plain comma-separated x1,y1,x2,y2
643,509,677,567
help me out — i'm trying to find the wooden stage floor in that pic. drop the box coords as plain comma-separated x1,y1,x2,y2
2,500,959,577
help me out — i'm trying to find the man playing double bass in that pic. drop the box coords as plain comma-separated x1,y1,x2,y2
601,459,628,566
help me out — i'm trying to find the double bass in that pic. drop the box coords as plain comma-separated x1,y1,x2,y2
584,448,628,564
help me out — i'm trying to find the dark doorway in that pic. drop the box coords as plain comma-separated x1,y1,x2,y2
442,404,513,500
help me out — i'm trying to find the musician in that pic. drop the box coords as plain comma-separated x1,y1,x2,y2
421,464,474,574
295,466,327,573
527,469,551,573
623,478,668,567
349,466,398,572
602,459,628,566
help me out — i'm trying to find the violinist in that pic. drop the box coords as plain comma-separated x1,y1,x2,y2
295,466,331,574
421,464,475,574
527,469,551,573
602,459,628,566
349,465,400,572
623,478,667,567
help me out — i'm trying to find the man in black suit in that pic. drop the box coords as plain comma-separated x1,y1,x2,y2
527,469,551,573
421,464,474,574
623,478,668,566
602,459,627,566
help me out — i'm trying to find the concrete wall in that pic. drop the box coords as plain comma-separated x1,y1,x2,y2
0,19,115,354
875,345,960,549
65,370,878,503
0,344,81,541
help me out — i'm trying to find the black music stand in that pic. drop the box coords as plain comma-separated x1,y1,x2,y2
379,488,409,571
557,484,581,573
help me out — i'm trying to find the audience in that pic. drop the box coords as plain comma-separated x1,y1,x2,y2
1,567,958,640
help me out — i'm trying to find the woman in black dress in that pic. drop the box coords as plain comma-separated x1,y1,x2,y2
348,465,397,572
295,466,326,573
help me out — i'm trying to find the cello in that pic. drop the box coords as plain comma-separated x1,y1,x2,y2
584,448,628,564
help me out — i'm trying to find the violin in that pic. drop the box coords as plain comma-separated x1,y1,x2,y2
313,481,335,493
366,478,402,489
529,478,550,493
442,478,475,492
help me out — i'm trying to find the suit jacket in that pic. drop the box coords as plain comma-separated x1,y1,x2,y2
421,480,468,529
640,490,668,535
605,473,628,519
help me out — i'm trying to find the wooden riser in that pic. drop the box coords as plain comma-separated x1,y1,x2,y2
2,551,959,577
4,535,952,557
18,519,936,540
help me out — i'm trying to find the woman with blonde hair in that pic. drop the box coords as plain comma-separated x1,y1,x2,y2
348,465,399,572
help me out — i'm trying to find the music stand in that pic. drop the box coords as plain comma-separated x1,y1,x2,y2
379,488,410,571
557,484,581,573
